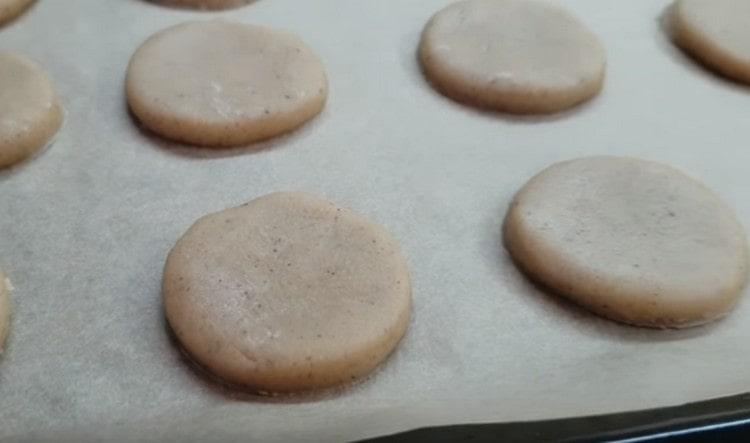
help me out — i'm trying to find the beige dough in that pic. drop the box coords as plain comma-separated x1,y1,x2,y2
0,51,63,168
163,192,411,392
419,0,606,114
0,270,10,351
149,0,252,10
504,156,749,328
0,0,34,25
671,0,750,84
126,21,328,147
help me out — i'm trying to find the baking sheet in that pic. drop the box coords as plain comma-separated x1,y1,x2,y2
1,0,749,441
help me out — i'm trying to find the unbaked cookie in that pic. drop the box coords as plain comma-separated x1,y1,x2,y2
419,0,606,113
0,270,10,351
504,156,748,328
0,51,63,168
149,0,252,10
0,0,34,26
671,0,750,84
163,192,411,392
127,21,328,147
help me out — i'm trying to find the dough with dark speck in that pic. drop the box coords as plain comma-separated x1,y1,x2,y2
126,21,328,147
163,192,411,392
0,51,62,168
419,0,606,113
504,156,748,328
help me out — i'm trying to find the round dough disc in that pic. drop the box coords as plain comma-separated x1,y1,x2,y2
672,0,750,84
0,0,33,25
419,0,606,114
163,192,411,392
0,270,10,350
126,21,328,147
148,0,252,10
0,51,63,168
504,156,748,328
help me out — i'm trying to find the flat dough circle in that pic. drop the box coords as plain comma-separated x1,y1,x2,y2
126,21,328,147
163,192,411,392
0,270,10,351
0,51,62,168
419,0,606,113
148,0,252,10
672,0,750,84
504,156,749,328
0,0,33,25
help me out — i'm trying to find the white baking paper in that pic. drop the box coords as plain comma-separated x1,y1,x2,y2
1,0,749,441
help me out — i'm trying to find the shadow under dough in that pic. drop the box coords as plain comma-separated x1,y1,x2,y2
127,105,325,160
408,36,603,125
493,201,721,344
160,307,397,404
0,0,38,28
137,0,258,12
657,3,750,92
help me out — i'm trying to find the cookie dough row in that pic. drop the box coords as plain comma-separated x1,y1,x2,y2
1,0,748,393
3,0,749,168
120,157,750,391
3,156,746,394
420,0,750,112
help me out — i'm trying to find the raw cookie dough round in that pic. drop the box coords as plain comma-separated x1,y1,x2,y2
504,156,749,328
148,0,252,10
419,0,606,113
0,51,63,168
163,192,411,392
126,21,328,147
0,270,10,350
671,0,750,84
0,0,34,25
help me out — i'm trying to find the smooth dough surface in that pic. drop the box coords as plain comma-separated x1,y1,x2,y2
0,0,33,25
419,0,606,113
504,156,749,328
163,192,411,392
0,51,62,168
672,0,750,84
148,0,252,10
0,270,10,351
126,21,328,147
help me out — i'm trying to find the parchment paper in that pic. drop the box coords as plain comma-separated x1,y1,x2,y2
1,0,749,441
